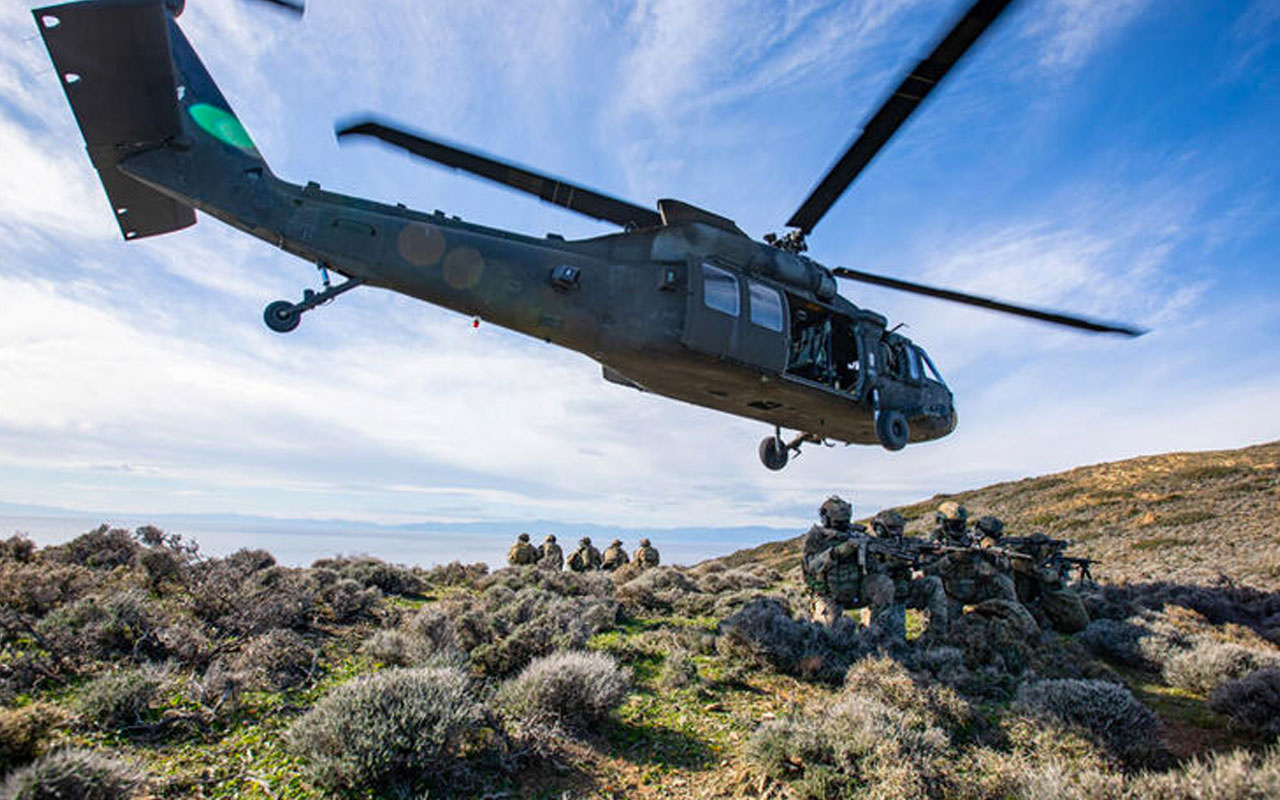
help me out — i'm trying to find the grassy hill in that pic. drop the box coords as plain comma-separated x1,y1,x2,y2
1,442,1278,799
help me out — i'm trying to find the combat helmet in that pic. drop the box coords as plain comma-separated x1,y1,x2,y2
518,532,530,542
579,536,591,546
974,515,1004,540
545,534,556,543
936,501,967,522
610,538,622,547
639,538,651,547
819,495,853,528
872,509,906,537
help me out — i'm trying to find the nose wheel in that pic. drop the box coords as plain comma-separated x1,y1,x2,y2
759,428,822,470
263,263,365,334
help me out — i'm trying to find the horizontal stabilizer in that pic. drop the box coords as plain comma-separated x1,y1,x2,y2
35,1,195,240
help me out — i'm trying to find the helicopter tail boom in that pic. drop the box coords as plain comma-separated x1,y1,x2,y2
34,0,274,241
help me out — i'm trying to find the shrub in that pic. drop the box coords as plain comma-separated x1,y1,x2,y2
615,567,701,614
421,561,488,588
320,578,380,623
1209,667,1280,735
1077,618,1152,668
697,568,769,594
495,651,630,733
658,650,699,691
0,704,64,773
311,556,424,597
228,629,316,691
188,559,314,636
285,667,489,793
137,548,185,589
1162,639,1280,695
35,590,165,663
0,562,98,616
717,597,875,682
0,535,35,563
843,657,972,736
0,747,143,800
1015,678,1164,766
44,526,138,570
76,668,162,730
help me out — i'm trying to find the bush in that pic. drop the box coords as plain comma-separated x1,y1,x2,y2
0,562,98,617
0,747,143,800
0,704,64,773
44,526,138,570
320,578,380,623
658,650,699,691
495,651,630,733
310,556,424,597
420,561,488,588
1017,745,1280,799
285,667,489,793
697,568,769,595
187,559,314,636
35,590,165,664
615,567,701,614
1209,667,1280,735
228,629,316,691
1015,678,1164,766
76,668,162,730
717,597,875,682
0,535,35,564
1162,639,1280,695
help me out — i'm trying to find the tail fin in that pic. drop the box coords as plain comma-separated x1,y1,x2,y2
35,0,271,241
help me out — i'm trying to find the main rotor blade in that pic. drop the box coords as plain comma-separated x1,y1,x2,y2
253,0,305,15
832,267,1146,336
336,118,662,230
787,0,1020,236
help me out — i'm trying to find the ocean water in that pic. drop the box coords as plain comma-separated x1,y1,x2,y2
0,514,796,569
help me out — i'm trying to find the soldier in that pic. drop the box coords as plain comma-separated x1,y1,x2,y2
635,538,660,569
868,509,948,642
802,495,897,630
933,501,971,545
997,530,1091,633
601,538,630,571
539,534,563,571
923,505,1019,624
507,532,539,567
567,536,602,572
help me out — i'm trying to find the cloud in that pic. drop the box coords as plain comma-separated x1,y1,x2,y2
1024,0,1152,70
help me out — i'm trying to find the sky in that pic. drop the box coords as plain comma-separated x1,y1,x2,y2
0,0,1277,552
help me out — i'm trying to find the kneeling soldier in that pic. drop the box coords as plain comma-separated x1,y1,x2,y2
601,538,630,571
567,536,602,572
867,509,948,642
539,534,563,571
507,532,539,567
635,538,660,569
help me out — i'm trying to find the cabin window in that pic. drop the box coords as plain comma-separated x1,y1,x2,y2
748,281,784,332
918,347,946,385
702,263,739,317
902,346,921,381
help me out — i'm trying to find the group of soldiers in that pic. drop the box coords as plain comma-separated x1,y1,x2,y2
802,496,1092,642
507,533,660,572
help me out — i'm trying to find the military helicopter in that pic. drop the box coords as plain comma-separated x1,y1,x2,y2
35,0,1141,471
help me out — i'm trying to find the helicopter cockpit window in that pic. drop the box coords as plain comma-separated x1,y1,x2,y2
917,347,946,386
702,263,739,317
748,281,784,332
903,346,921,382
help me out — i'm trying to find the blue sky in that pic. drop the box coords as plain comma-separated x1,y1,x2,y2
0,0,1277,543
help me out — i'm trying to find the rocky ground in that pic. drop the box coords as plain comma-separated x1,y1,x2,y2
0,440,1277,799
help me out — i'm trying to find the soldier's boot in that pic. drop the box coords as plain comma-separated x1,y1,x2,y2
809,595,843,627
1040,588,1090,633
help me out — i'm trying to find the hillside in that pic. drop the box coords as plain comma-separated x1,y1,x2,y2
714,440,1280,590
1,442,1279,799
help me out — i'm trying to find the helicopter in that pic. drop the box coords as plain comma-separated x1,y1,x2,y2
34,0,1141,471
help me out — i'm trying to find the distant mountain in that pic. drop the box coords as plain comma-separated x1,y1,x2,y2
712,440,1280,590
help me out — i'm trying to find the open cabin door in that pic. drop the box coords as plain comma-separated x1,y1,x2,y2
681,260,788,372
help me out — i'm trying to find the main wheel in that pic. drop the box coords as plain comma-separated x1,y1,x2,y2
759,436,789,470
876,410,909,451
263,300,301,333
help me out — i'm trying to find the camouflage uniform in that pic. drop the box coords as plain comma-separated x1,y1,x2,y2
635,538,660,569
1000,530,1090,633
601,539,630,571
507,532,539,566
868,509,948,642
802,496,879,628
539,534,563,571
924,504,1018,623
567,537,602,572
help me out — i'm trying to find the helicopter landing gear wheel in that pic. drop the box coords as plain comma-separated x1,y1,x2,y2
759,435,789,471
263,300,301,333
876,410,910,451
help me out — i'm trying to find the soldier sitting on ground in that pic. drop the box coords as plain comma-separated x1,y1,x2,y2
635,538,660,569
868,509,948,642
567,536,602,572
601,538,630,571
539,534,563,571
507,532,539,567
988,525,1090,633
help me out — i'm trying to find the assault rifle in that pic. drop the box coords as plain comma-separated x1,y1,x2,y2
998,534,1095,584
